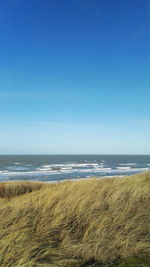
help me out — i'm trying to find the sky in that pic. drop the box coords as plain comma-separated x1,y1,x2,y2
0,0,150,154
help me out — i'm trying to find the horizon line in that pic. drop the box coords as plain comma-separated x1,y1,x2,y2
0,154,150,156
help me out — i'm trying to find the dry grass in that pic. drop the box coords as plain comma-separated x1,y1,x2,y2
0,181,44,198
0,172,150,266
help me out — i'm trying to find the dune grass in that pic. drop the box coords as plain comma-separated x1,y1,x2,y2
0,181,44,198
0,172,150,266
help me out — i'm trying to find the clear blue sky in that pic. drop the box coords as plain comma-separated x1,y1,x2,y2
0,0,150,154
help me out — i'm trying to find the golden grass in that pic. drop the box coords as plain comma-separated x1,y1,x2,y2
0,181,44,198
0,172,150,266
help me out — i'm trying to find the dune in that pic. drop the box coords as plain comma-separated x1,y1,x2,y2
0,172,150,266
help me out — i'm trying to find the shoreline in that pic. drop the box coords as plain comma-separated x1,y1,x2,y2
0,174,132,184
1,170,150,184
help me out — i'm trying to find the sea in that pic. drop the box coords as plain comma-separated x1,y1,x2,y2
0,155,150,182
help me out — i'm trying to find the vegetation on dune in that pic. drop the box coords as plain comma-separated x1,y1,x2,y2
0,181,44,198
0,172,150,266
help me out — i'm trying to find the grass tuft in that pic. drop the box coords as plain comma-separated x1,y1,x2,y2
0,181,44,198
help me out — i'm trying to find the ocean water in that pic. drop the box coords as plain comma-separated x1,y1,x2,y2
0,155,150,182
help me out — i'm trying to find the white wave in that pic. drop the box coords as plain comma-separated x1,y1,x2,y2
75,167,112,173
0,165,149,179
0,170,9,173
37,168,52,171
45,171,60,174
118,163,138,166
41,165,52,168
41,163,99,168
0,169,61,176
93,167,112,172
116,167,149,172
117,167,131,170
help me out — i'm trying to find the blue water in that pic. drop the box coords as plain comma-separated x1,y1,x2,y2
0,155,149,182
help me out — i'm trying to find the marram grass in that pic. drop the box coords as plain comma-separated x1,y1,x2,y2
0,173,150,266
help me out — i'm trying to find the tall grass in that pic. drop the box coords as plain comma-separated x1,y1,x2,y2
0,172,150,266
0,181,43,198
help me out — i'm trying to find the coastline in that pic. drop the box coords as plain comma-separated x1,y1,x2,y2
0,154,150,183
